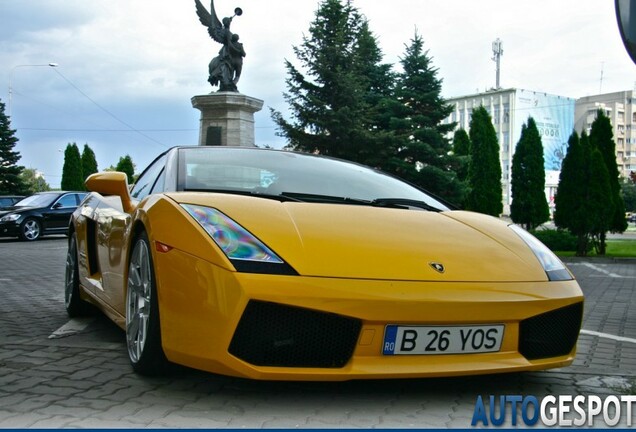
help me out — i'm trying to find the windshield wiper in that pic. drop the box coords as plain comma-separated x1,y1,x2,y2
370,198,442,212
184,188,304,203
279,192,369,205
278,192,441,211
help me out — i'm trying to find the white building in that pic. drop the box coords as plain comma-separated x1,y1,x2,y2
574,90,636,179
443,88,575,215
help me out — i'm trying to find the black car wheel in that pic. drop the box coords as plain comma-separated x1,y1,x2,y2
65,232,93,316
126,231,169,375
20,218,41,241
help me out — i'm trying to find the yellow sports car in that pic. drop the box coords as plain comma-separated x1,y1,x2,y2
66,146,583,379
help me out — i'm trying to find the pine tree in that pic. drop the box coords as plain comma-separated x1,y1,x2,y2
510,117,549,230
466,106,502,216
61,143,84,191
116,155,135,184
589,109,627,254
0,99,26,195
81,144,98,185
270,0,391,165
384,31,463,205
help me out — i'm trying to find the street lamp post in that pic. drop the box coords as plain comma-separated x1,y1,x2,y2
8,63,58,117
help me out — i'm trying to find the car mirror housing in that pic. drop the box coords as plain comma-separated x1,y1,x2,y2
85,172,135,213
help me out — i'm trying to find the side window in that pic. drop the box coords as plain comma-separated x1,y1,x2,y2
55,194,78,208
74,193,88,205
150,169,166,194
131,154,167,201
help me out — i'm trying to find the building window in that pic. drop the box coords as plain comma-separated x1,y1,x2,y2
494,106,500,124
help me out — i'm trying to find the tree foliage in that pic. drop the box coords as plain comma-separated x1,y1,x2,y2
386,31,464,204
19,168,50,194
623,180,636,212
116,155,135,184
61,143,84,191
589,109,626,255
271,1,464,206
81,144,98,183
451,128,471,191
510,117,549,230
554,131,612,256
271,0,381,163
0,99,26,195
465,106,502,216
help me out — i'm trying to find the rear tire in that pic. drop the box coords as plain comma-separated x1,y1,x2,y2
126,231,169,375
65,232,93,316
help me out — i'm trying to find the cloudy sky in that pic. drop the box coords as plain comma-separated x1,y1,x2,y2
1,0,634,188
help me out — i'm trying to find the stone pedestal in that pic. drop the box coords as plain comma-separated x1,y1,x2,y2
191,92,264,147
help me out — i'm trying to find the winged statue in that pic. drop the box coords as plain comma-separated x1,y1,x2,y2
194,0,245,92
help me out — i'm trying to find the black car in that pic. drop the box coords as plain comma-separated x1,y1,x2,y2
0,191,87,241
0,195,25,208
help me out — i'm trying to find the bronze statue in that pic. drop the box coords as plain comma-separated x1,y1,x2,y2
194,0,245,92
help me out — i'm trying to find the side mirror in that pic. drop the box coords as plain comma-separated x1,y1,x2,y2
616,0,636,64
85,172,134,214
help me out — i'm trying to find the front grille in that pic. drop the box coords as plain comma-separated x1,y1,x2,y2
229,301,362,368
519,302,583,360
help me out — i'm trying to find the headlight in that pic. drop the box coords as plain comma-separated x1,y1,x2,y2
509,224,572,281
0,213,20,222
181,204,297,275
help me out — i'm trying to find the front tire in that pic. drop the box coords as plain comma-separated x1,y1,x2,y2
65,232,93,316
126,231,168,375
20,218,41,241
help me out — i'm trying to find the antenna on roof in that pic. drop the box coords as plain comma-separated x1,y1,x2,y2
492,38,503,90
599,61,604,94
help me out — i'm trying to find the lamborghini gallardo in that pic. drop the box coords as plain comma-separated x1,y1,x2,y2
65,146,584,379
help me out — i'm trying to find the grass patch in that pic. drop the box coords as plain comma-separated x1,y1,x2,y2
556,239,636,258
605,239,636,257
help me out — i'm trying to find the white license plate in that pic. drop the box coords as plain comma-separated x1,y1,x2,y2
383,324,504,355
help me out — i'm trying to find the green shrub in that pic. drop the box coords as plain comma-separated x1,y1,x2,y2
531,228,578,252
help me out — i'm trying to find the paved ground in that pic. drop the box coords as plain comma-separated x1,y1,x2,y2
0,236,634,428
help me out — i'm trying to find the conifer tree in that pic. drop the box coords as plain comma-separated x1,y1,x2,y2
589,109,627,254
451,129,471,196
271,0,382,164
116,155,135,184
81,144,98,185
510,117,549,230
61,143,84,191
386,31,463,204
0,100,26,194
466,106,502,216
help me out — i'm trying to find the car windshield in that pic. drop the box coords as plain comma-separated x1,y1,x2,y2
179,147,450,211
14,194,58,208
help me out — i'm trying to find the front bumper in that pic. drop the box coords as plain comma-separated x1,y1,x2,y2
0,221,20,238
153,248,584,381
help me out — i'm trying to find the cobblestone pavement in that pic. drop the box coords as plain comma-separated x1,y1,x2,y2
0,237,634,428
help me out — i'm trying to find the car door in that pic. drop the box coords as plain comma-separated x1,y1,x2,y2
42,193,81,231
94,155,167,311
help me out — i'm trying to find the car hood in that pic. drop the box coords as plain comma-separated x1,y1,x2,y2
0,206,36,216
167,193,549,282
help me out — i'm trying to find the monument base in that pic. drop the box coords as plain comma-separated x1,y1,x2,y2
191,92,264,147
